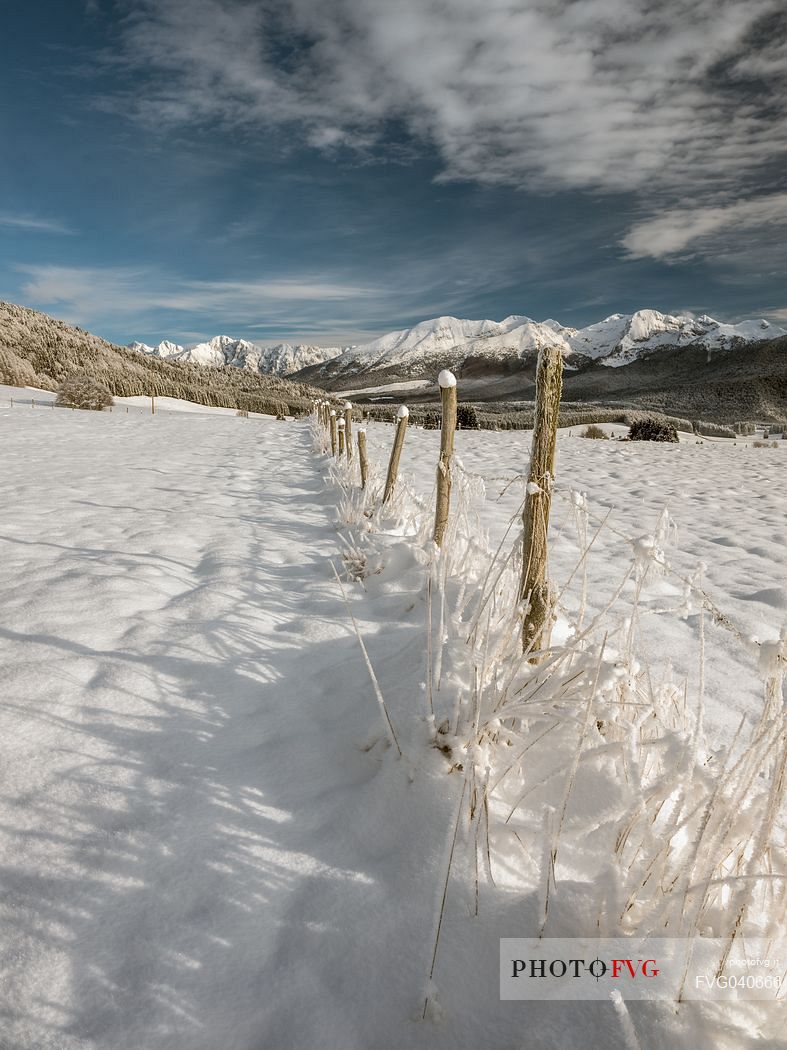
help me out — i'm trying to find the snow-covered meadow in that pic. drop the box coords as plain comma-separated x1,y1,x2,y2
0,401,784,1049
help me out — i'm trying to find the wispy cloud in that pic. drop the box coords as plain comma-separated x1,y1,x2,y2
13,263,438,342
0,213,74,235
18,264,373,313
621,193,787,260
12,218,565,340
111,0,787,199
97,0,787,275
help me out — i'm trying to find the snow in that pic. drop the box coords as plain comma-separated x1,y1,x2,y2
396,405,410,418
1,404,784,1048
437,369,457,388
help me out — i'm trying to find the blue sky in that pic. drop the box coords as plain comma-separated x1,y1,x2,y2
1,0,786,347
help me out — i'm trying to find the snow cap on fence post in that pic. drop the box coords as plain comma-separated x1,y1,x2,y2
357,428,369,489
433,371,457,546
383,405,409,504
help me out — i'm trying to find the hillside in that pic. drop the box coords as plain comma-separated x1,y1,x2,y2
0,302,330,415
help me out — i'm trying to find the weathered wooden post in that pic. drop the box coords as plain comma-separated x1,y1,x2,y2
337,416,346,455
329,409,338,455
433,371,457,546
383,406,409,503
521,345,564,659
343,402,353,460
357,428,369,489
151,395,156,415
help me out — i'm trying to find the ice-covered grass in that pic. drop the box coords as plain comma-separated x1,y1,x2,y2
0,400,783,1049
320,411,785,1042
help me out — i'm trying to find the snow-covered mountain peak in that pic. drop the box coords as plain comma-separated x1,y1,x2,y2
128,335,345,377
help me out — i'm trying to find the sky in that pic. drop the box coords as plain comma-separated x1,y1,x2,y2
1,0,786,347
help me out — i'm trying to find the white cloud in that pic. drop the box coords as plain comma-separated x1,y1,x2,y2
17,265,374,316
12,263,451,342
113,0,786,199
621,193,787,259
0,214,74,235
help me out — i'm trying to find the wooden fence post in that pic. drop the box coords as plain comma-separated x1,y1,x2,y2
343,402,353,460
337,416,346,455
521,345,564,659
329,410,338,455
433,371,457,546
357,428,369,489
383,406,409,503
151,395,156,415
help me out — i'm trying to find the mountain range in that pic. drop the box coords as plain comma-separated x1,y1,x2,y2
295,310,784,388
129,336,347,377
130,310,784,390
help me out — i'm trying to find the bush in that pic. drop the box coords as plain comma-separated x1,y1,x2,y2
236,409,249,417
56,373,114,411
456,403,479,429
628,417,679,443
582,424,607,439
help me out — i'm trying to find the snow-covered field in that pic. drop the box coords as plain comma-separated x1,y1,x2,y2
1,403,783,1049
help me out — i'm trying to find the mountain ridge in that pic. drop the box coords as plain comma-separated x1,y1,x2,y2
130,308,782,384
129,335,347,377
295,309,783,388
